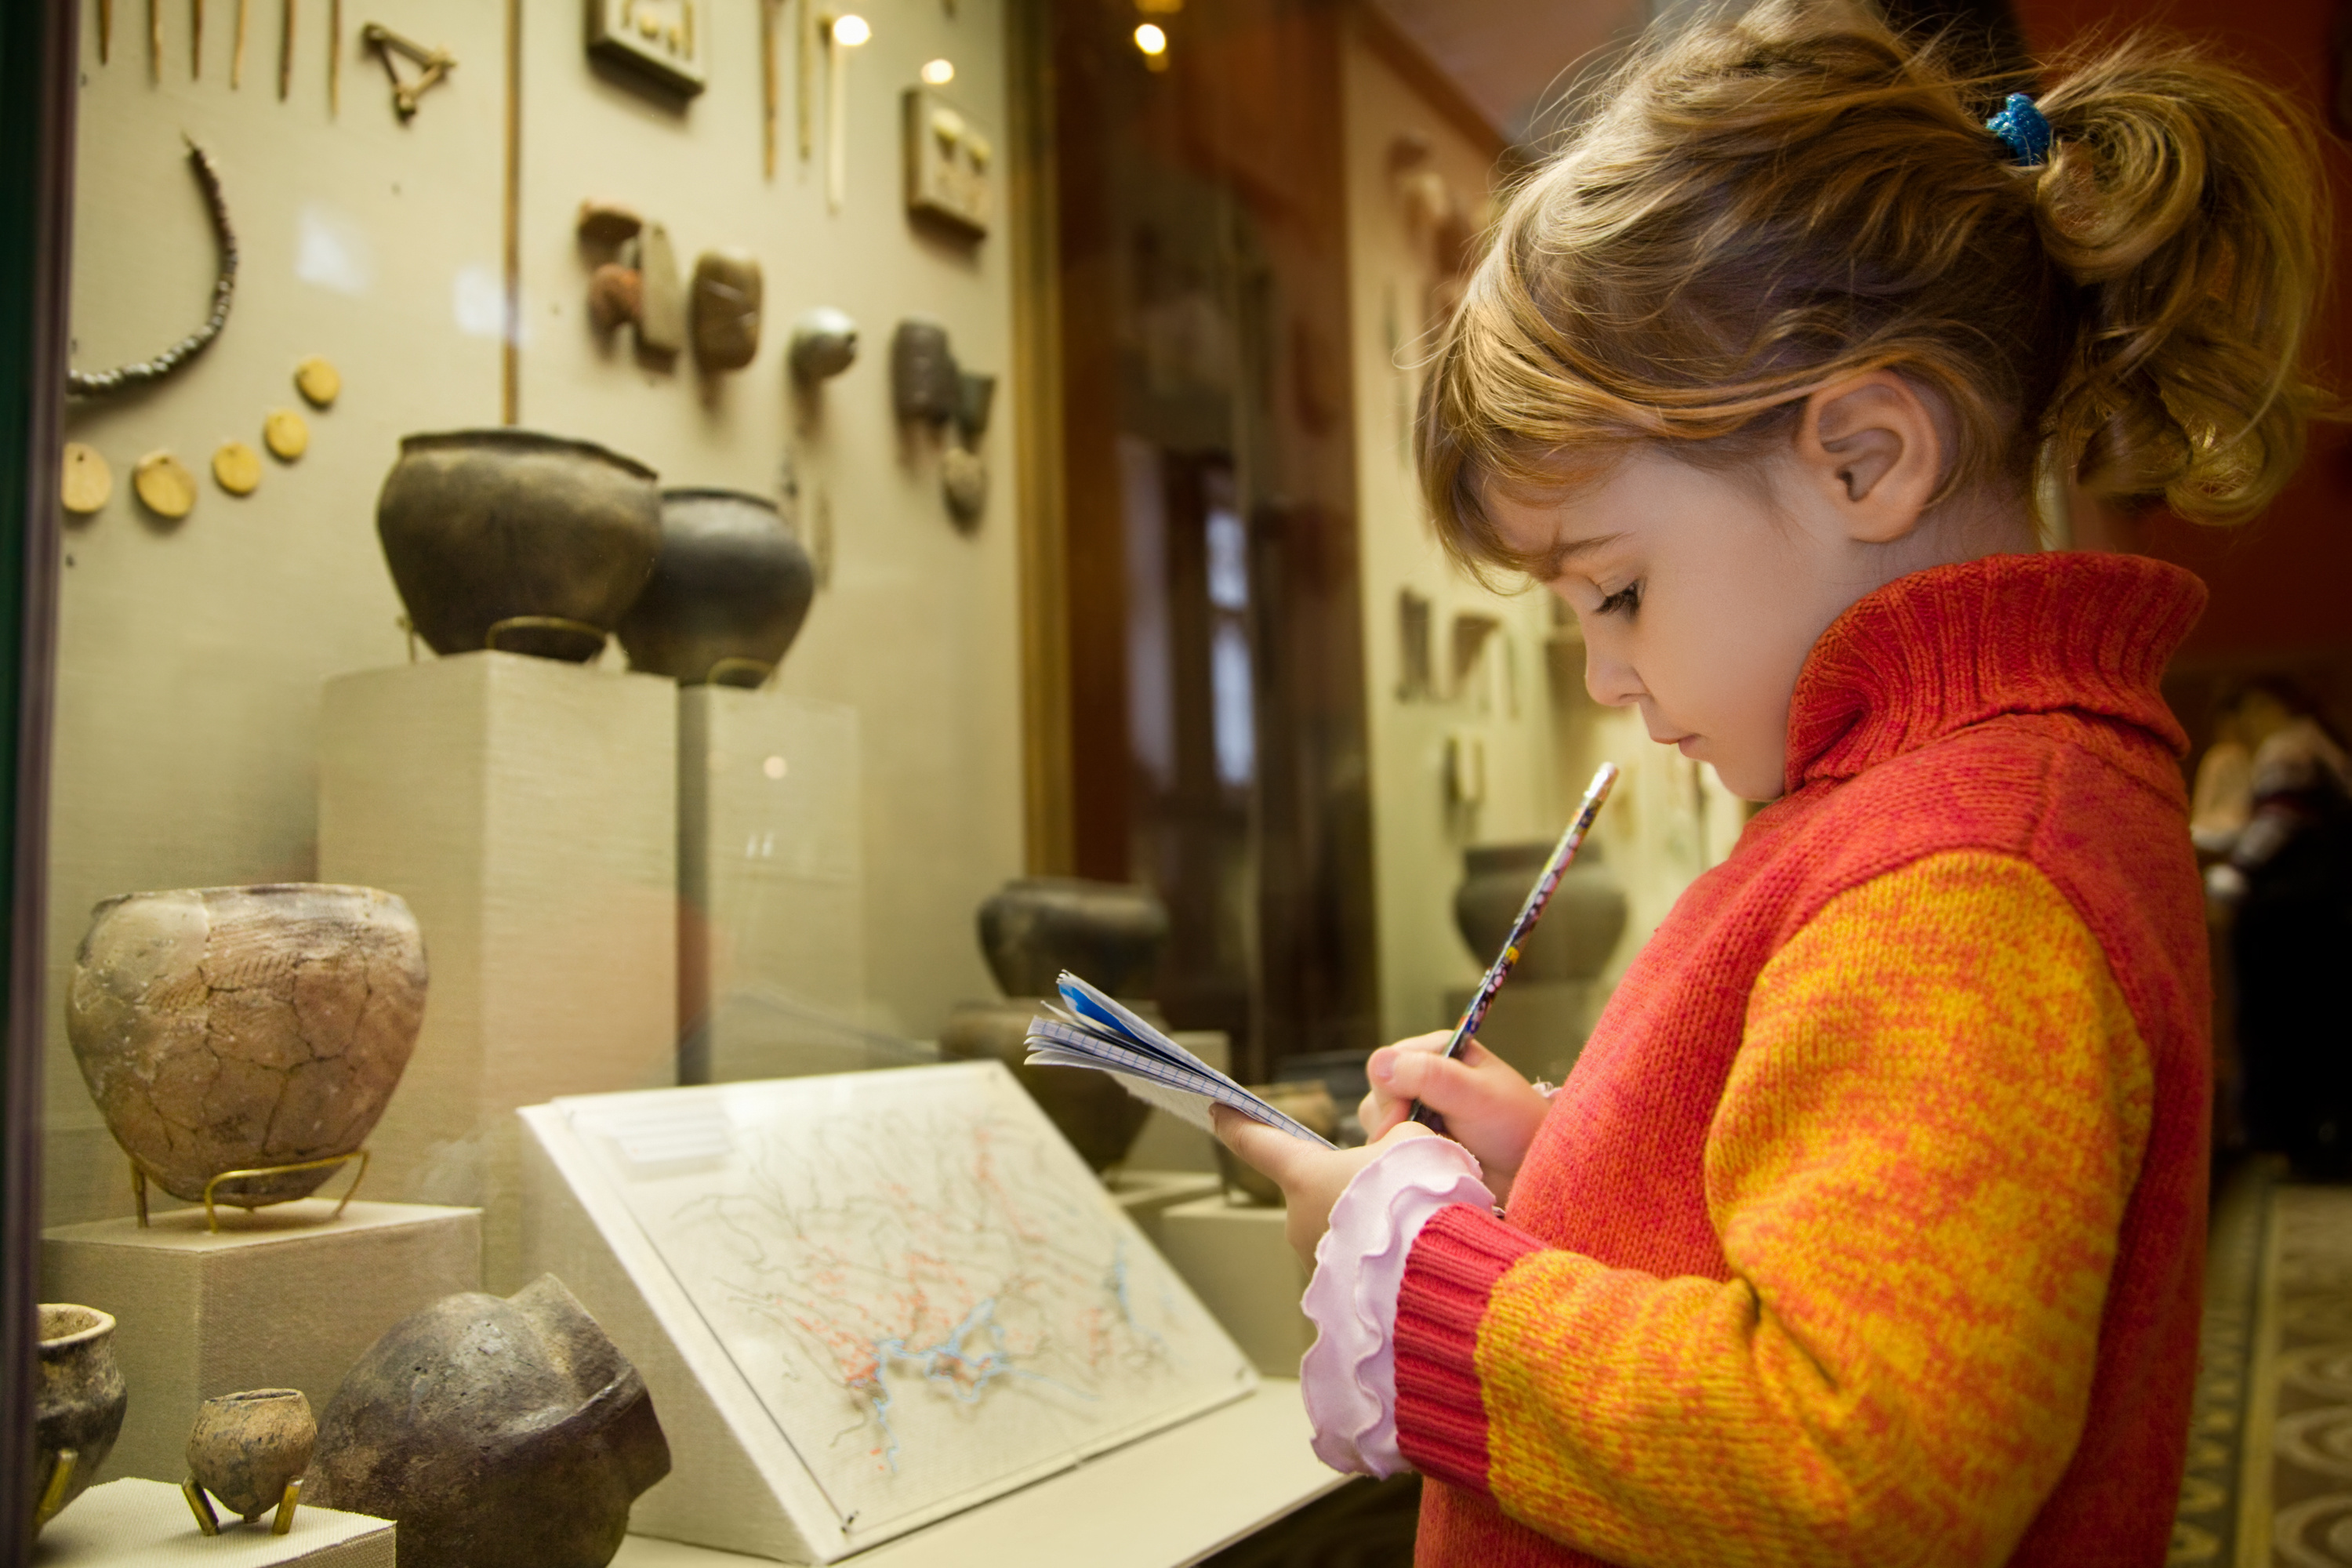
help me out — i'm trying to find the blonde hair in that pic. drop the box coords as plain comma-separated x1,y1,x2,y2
1420,0,2329,573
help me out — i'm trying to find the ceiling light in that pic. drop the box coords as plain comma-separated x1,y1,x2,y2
921,57,954,85
831,13,870,47
1134,23,1167,56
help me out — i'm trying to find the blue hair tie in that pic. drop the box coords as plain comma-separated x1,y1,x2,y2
1986,93,2052,166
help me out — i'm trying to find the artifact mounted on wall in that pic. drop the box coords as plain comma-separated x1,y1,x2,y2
688,249,763,372
588,0,707,96
902,86,993,238
786,306,858,383
579,201,686,358
889,318,960,423
67,137,236,399
361,23,455,120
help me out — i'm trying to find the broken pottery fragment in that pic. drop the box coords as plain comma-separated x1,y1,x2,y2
187,1389,314,1522
67,884,429,1207
312,1275,671,1568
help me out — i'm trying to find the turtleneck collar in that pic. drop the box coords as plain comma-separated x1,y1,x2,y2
1783,552,2207,794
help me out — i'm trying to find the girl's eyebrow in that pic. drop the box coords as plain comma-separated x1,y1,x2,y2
1536,532,1623,579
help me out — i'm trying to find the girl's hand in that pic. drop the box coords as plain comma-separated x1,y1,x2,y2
1210,1108,1436,1266
1359,1032,1548,1203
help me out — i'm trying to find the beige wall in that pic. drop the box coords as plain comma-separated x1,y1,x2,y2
46,0,1021,1223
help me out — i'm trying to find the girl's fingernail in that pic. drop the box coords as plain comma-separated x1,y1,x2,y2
1368,1053,1392,1083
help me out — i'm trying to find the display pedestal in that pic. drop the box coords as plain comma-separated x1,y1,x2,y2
1106,1170,1223,1252
1444,978,1603,1084
1155,1197,1315,1377
318,653,677,1287
41,1200,479,1483
677,688,866,1083
32,1479,394,1565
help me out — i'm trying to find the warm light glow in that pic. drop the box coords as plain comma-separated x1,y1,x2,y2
830,13,871,47
764,755,789,780
920,56,955,85
1134,22,1167,55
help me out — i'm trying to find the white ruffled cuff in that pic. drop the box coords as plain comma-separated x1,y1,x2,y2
1297,1135,1494,1477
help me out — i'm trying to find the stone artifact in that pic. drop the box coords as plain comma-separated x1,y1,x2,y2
978,877,1170,999
68,139,236,400
61,442,113,514
185,1388,313,1528
263,408,309,461
1454,839,1628,982
787,306,858,382
616,488,815,687
212,440,262,495
942,447,987,526
31,1304,127,1540
690,249,764,371
294,355,341,407
376,428,662,662
890,317,960,423
313,1275,672,1568
68,883,430,1207
955,371,996,441
133,451,198,520
360,23,456,121
575,198,644,246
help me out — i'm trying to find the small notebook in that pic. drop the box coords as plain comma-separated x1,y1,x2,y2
1023,973,1336,1147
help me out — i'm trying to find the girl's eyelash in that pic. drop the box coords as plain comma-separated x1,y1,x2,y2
1596,582,1642,616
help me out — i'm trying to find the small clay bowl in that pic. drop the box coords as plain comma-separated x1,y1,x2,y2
187,1388,315,1522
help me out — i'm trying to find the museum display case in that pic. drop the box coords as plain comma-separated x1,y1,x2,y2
0,0,1755,1560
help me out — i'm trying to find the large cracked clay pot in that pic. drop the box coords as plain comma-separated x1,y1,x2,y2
31,1304,126,1541
616,488,816,687
376,429,662,662
312,1275,671,1568
67,884,429,1207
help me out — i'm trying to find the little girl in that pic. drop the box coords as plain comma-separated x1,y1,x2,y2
1214,3,2326,1564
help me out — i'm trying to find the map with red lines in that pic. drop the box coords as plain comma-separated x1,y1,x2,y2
557,1064,1254,1534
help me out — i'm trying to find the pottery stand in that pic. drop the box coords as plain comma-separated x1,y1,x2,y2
319,653,679,1289
28,1478,394,1565
40,1202,480,1486
677,688,866,1083
1154,1198,1316,1377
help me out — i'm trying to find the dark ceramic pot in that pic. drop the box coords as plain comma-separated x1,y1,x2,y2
977,877,1169,1000
313,1275,670,1568
31,1304,126,1540
1454,840,1627,983
939,1000,1152,1171
376,430,662,662
616,489,817,687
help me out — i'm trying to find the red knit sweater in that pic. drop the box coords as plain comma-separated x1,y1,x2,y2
1396,552,2211,1566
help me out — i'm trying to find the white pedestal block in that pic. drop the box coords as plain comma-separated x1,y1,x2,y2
1106,1170,1224,1253
1156,1197,1316,1377
677,688,866,1083
318,653,678,1287
42,1201,481,1485
33,1479,394,1565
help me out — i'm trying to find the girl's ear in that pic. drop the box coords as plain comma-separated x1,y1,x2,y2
1791,371,1945,543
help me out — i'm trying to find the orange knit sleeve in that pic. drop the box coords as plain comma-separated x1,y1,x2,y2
1459,851,2154,1566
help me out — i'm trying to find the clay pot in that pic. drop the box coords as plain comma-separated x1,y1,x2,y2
615,489,816,687
1453,840,1628,983
187,1389,314,1522
939,999,1152,1171
313,1275,671,1568
977,877,1169,1000
31,1304,126,1539
787,306,858,382
67,884,430,1207
376,429,662,662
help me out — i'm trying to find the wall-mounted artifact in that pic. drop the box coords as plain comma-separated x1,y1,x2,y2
956,371,996,441
295,355,341,408
231,0,249,87
31,1304,126,1541
579,204,685,358
212,440,262,496
133,452,198,521
99,0,111,63
68,884,428,1214
942,446,985,528
278,0,295,98
183,1389,313,1536
68,138,236,399
902,86,993,237
1455,840,1627,982
191,0,205,78
588,0,706,96
312,1275,672,1568
61,444,113,516
263,408,309,460
688,249,762,372
786,306,858,383
616,489,815,688
361,23,454,121
376,429,662,661
822,13,871,211
889,318,959,423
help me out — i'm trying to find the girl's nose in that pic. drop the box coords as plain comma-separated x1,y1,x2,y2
1582,640,1642,709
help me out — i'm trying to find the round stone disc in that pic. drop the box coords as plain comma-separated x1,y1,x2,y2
293,356,341,408
212,440,263,495
60,442,112,514
264,408,310,461
133,452,198,520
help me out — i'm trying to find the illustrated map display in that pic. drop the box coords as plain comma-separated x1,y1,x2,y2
546,1064,1255,1538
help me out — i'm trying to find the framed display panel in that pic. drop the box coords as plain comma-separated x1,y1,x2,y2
587,0,709,96
521,1062,1257,1563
